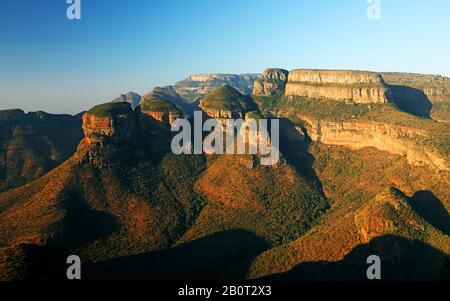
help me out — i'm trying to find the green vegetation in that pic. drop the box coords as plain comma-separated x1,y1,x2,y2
252,94,450,155
87,102,132,117
140,96,182,114
182,155,329,246
200,85,257,113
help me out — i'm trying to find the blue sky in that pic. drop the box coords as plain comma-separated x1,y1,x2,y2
1,0,449,114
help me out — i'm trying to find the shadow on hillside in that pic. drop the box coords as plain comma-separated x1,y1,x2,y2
388,85,432,117
279,119,325,195
264,235,449,281
408,190,450,236
85,229,270,281
55,190,118,249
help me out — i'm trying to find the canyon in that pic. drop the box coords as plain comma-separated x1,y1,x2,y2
0,67,449,281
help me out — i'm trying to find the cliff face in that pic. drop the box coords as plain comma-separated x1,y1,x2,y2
285,70,391,103
381,72,450,101
81,110,138,145
381,72,450,122
298,114,448,171
253,68,289,96
76,103,142,167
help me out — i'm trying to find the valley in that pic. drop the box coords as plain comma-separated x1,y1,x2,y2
0,68,449,281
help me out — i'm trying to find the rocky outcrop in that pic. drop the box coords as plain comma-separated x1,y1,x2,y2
355,188,429,244
81,110,138,145
76,103,142,167
285,69,391,103
298,115,449,171
253,68,289,96
112,92,141,109
381,72,450,122
381,72,450,101
200,86,258,119
139,93,183,126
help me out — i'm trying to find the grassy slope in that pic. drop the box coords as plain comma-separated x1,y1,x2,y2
0,111,82,192
179,155,329,246
140,96,182,114
200,86,257,113
249,144,450,279
0,152,207,263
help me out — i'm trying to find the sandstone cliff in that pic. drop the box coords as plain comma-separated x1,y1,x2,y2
381,72,450,101
76,102,142,167
285,69,391,103
381,72,450,122
297,114,448,172
253,68,289,96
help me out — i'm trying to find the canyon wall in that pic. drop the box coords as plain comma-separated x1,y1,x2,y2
285,70,391,103
298,115,448,172
253,68,289,96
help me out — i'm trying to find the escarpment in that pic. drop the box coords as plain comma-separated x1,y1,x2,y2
76,102,143,167
285,69,391,103
253,68,289,96
297,114,449,171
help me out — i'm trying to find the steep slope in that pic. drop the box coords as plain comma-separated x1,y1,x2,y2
254,93,449,171
253,68,289,96
0,109,83,192
140,91,183,125
111,92,141,109
0,102,207,280
180,86,328,246
381,72,450,121
249,143,450,280
145,86,198,117
285,69,391,103
199,85,258,118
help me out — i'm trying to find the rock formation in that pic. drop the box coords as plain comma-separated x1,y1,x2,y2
253,68,289,96
112,92,141,109
381,72,450,122
199,85,258,119
381,72,450,101
76,102,142,167
139,92,183,126
298,114,448,171
285,69,391,103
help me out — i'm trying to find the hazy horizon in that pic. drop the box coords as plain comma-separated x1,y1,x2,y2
1,0,450,114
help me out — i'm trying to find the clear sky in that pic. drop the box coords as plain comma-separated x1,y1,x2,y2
1,0,449,114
